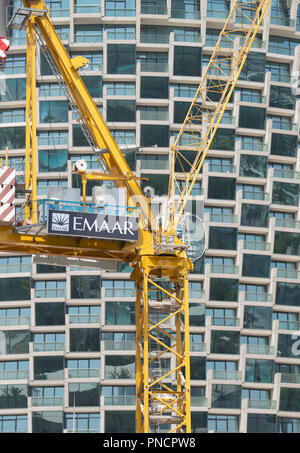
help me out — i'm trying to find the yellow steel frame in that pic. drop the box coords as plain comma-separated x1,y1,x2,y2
0,0,270,433
165,0,271,235
25,16,37,223
133,256,192,433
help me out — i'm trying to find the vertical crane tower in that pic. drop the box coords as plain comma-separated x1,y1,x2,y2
1,0,270,433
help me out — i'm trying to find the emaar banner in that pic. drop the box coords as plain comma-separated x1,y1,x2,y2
47,209,139,242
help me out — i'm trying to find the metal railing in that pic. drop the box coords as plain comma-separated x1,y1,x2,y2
31,396,64,407
246,345,274,355
212,370,242,381
68,368,99,379
69,314,101,324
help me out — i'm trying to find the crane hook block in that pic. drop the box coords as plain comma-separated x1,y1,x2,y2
71,56,89,70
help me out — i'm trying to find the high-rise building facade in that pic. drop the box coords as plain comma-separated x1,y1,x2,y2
0,0,300,433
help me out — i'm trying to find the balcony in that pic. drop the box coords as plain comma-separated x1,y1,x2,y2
0,316,30,327
69,314,101,324
212,370,242,381
171,10,201,20
211,316,240,327
103,395,135,406
31,396,64,407
190,342,206,352
140,62,169,73
247,399,276,410
0,370,29,380
281,373,300,384
141,5,167,15
33,341,65,352
104,341,136,351
273,169,300,180
191,397,208,407
34,288,65,299
208,164,236,174
74,4,101,14
0,263,31,274
68,368,99,379
278,320,300,331
105,8,135,16
276,269,300,280
140,33,169,45
246,345,275,355
243,241,271,252
210,264,239,275
209,213,237,224
275,218,300,229
244,292,272,303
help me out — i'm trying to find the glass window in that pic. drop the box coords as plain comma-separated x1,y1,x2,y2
242,254,270,278
38,149,68,172
0,414,27,433
241,204,269,228
0,126,25,150
245,359,274,383
269,85,295,110
106,100,136,122
211,385,241,409
243,306,272,330
274,232,300,256
210,331,240,354
35,303,65,326
272,182,299,206
208,177,236,200
247,414,276,433
106,25,136,40
71,275,100,299
74,24,103,43
81,76,102,98
171,0,201,20
239,155,267,178
275,282,300,307
140,125,169,148
34,356,64,380
105,356,135,379
173,46,201,77
106,82,135,96
0,384,27,409
239,106,266,130
0,278,30,301
266,61,290,82
105,0,136,17
107,44,136,74
277,417,300,433
240,52,265,82
65,413,100,433
105,302,135,325
0,78,26,102
32,411,63,433
69,328,100,352
69,383,100,407
209,227,237,250
208,414,239,433
140,76,168,99
104,410,135,433
210,278,238,302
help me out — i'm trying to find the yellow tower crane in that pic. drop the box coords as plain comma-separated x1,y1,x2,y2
0,0,270,433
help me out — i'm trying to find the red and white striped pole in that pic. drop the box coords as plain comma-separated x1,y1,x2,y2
0,166,15,225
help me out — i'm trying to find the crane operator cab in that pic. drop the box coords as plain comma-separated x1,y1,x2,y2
45,159,139,242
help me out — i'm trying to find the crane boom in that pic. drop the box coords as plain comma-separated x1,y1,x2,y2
22,0,154,234
165,0,271,235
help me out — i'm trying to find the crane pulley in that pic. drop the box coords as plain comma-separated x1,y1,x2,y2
0,0,271,433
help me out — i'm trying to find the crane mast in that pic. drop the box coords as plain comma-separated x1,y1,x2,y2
0,0,270,434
